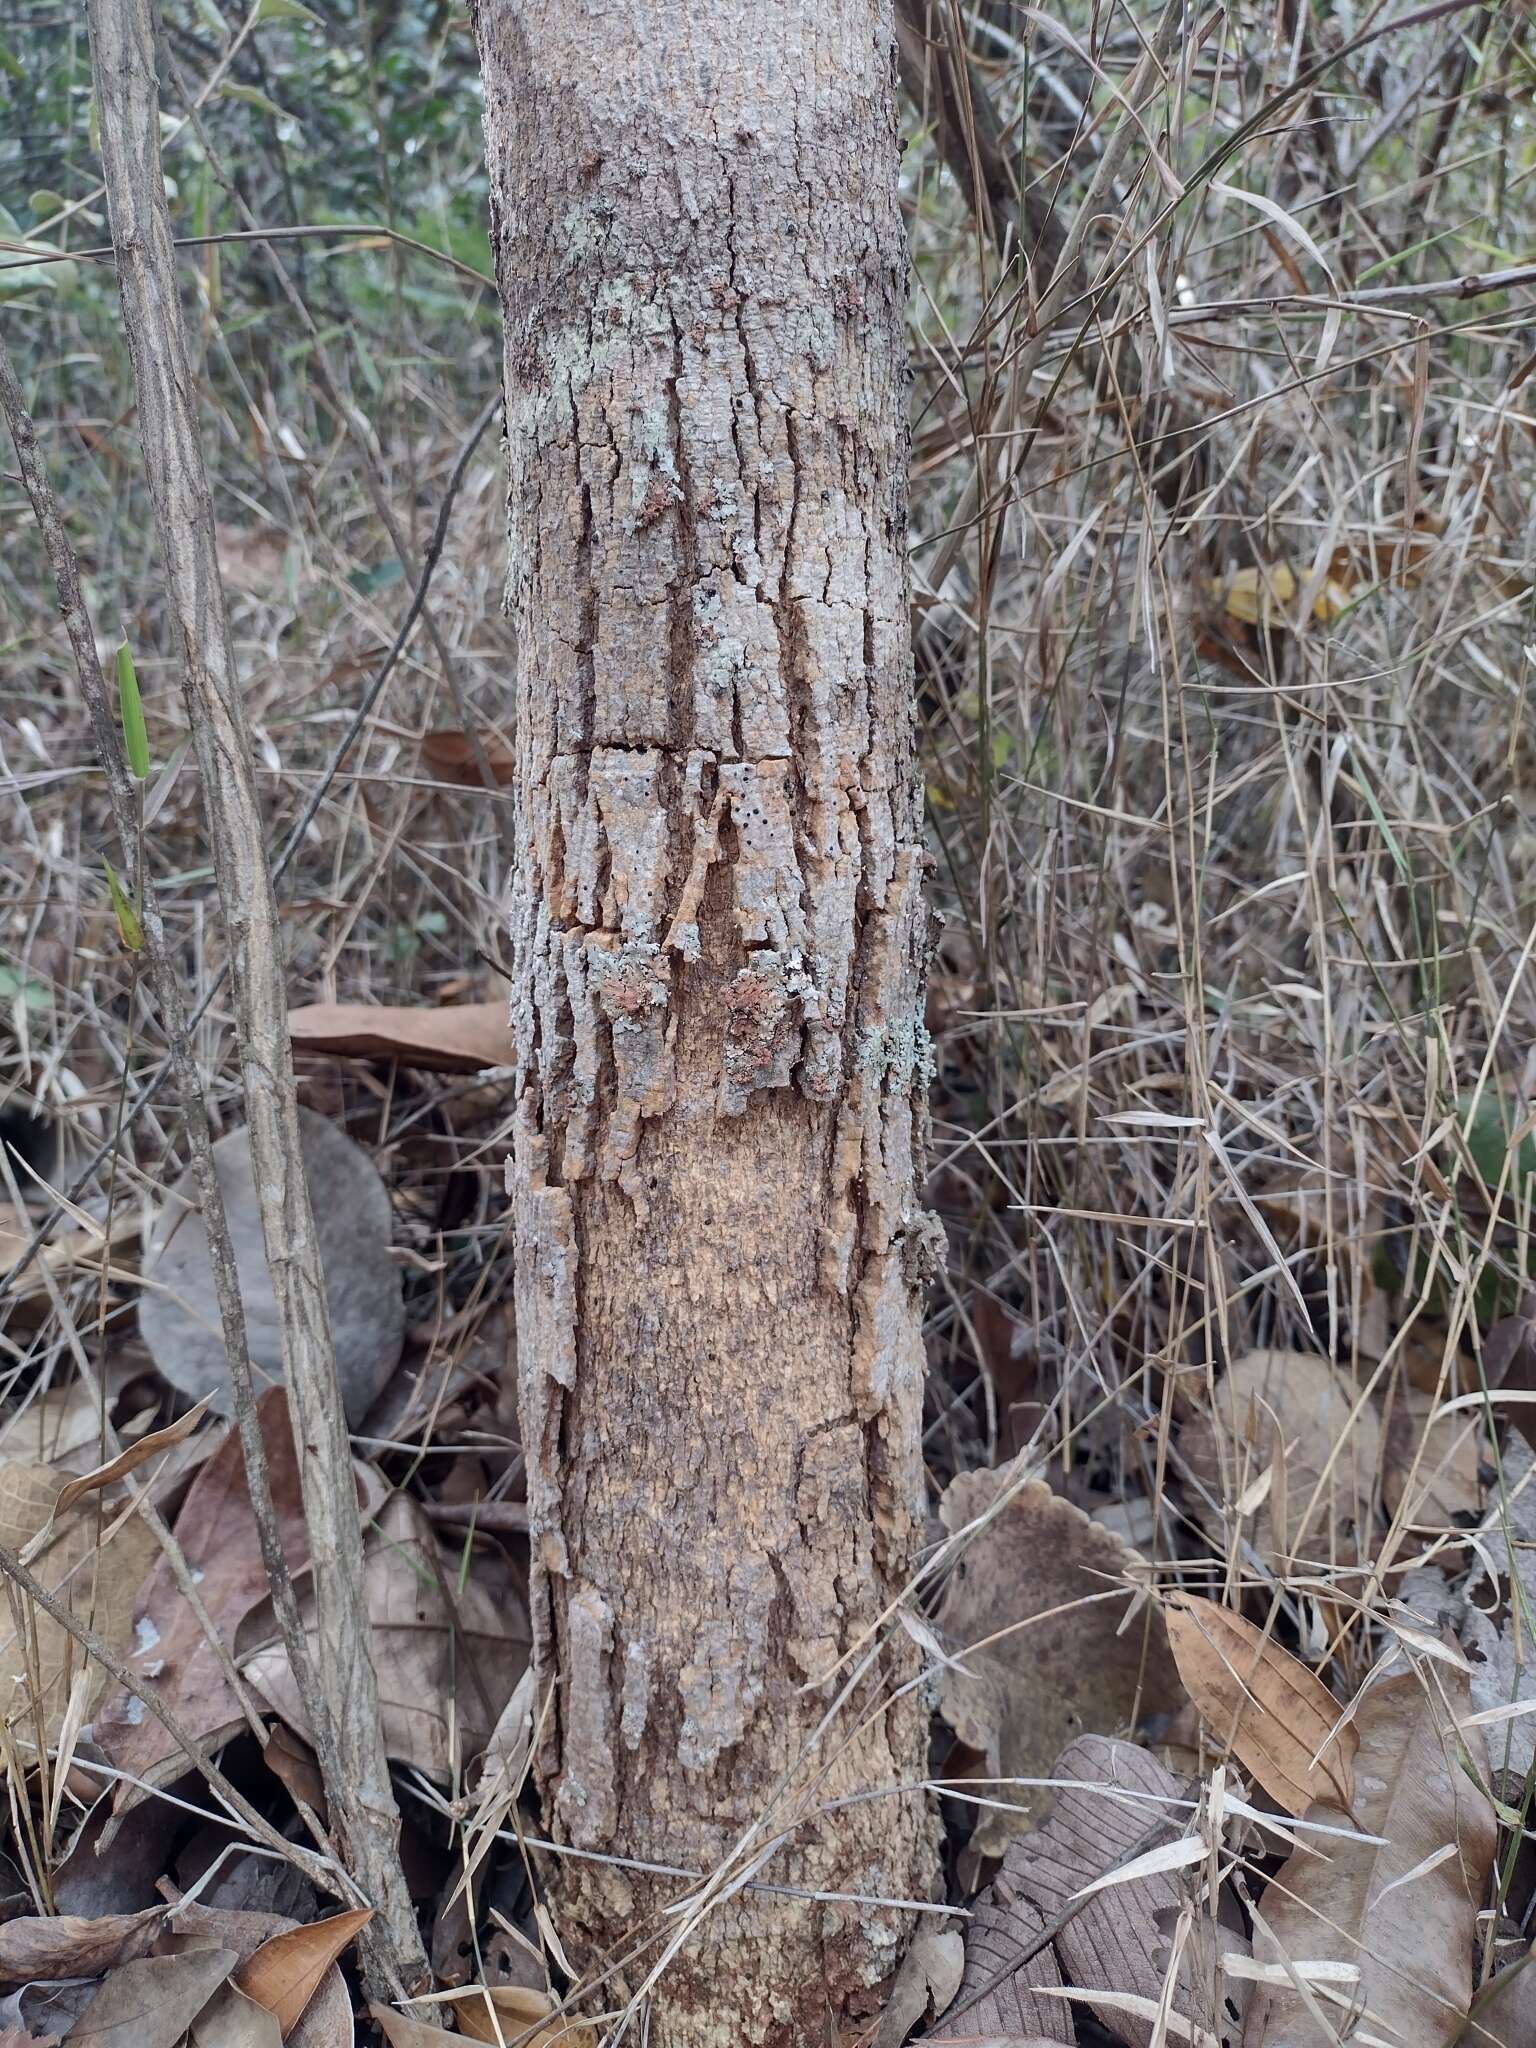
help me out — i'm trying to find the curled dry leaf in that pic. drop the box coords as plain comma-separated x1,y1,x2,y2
935,1456,1183,1856
1180,1351,1381,1580
288,1000,513,1074
0,1910,164,1983
243,1492,529,1779
234,1907,373,2038
95,1392,312,1801
1164,1595,1355,1815
0,1459,158,1749
1244,1664,1496,2048
53,1401,212,1517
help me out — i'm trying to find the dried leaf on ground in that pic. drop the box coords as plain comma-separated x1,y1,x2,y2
0,1910,164,1982
138,1110,403,1427
1245,1664,1496,2047
0,1460,158,1749
1180,1350,1381,1579
985,1735,1240,2048
63,1947,236,2046
419,729,515,787
234,1907,372,2038
928,1872,1072,2044
244,1493,528,1778
1471,1947,1536,2047
935,1456,1183,1856
1382,1389,1483,1554
1461,1431,1536,1784
288,1000,513,1074
53,1401,211,1517
1164,1595,1356,1814
188,1982,283,2048
95,1392,311,1798
874,1925,964,2048
447,1985,595,2045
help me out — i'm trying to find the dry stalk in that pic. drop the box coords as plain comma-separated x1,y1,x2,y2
86,0,427,1999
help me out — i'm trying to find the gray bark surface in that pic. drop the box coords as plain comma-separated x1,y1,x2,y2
472,3,941,2039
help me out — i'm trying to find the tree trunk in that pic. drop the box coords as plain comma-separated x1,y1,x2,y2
471,4,941,2038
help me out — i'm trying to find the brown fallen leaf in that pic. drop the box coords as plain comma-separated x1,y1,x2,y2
1180,1350,1381,1579
963,1735,1242,2048
0,1460,158,1750
448,1984,596,2045
874,1926,964,2048
370,2007,456,2046
234,1908,372,2038
420,729,515,787
288,1001,512,1073
935,1456,1183,1856
95,1392,312,1800
927,1876,1072,2044
1382,1388,1483,1555
1244,1664,1496,2047
1471,1945,1536,2046
53,1402,211,1517
244,1493,529,1779
188,1981,282,2048
1164,1595,1356,1814
63,1947,237,2046
0,1909,164,1982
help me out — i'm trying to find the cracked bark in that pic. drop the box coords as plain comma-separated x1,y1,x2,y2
471,3,941,2041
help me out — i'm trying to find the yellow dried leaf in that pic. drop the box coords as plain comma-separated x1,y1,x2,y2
1164,1594,1356,1814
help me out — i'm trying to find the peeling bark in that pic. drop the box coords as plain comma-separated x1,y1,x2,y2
471,5,941,2038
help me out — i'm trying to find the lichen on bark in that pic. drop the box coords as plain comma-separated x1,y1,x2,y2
472,3,941,2037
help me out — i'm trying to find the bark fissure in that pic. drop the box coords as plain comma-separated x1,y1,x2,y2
473,3,940,2037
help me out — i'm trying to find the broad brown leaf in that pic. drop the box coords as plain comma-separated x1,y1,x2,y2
63,1948,236,2046
234,1908,372,2038
1165,1595,1355,1814
935,1456,1183,1856
448,1985,596,2045
288,1000,512,1073
1244,1665,1496,2047
95,1392,311,1800
420,729,515,787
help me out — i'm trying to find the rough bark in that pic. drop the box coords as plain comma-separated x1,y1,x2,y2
471,3,941,2041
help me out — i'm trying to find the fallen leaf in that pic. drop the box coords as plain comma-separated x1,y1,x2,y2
234,1908,372,2038
53,1403,212,1517
928,1876,1072,2044
370,2007,455,2046
1471,1945,1536,2046
1179,1350,1381,1579
874,1926,964,2048
0,1910,164,1982
244,1493,528,1779
1382,1389,1483,1554
935,1456,1183,1856
188,1981,283,2048
448,1984,595,2045
420,729,515,788
64,1948,236,2046
1164,1595,1355,1814
138,1110,403,1426
0,1461,158,1749
1244,1664,1496,2047
288,1001,512,1074
95,1392,312,1800
967,1736,1240,2048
